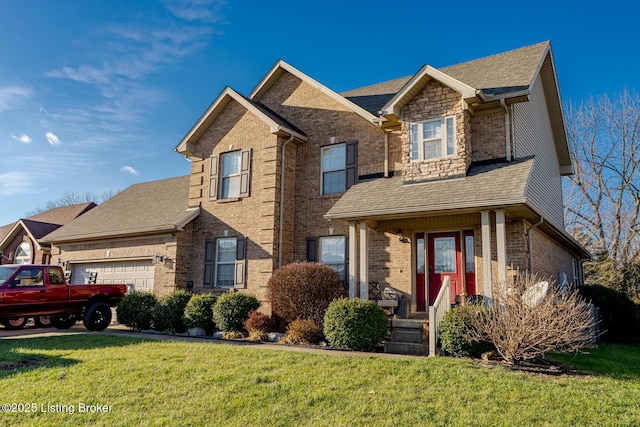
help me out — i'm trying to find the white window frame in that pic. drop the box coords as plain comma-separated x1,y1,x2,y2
220,151,241,199
214,237,236,288
410,116,456,161
14,241,32,265
321,143,346,195
319,236,346,281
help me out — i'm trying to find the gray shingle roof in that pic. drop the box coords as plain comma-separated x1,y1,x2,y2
341,41,549,114
42,176,197,242
26,202,97,225
325,158,534,220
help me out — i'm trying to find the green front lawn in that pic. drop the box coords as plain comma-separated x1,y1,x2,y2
0,335,639,426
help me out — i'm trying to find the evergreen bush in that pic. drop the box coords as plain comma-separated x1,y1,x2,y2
323,298,388,351
183,293,218,333
212,292,260,332
116,291,157,331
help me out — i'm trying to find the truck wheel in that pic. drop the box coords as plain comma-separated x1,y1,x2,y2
2,317,27,330
51,315,77,329
83,302,112,331
34,316,53,328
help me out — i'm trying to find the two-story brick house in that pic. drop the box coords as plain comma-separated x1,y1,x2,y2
174,41,588,314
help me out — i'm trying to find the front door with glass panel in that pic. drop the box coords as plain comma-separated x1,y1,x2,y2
428,232,462,305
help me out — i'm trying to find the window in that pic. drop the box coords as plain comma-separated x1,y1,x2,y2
221,151,241,198
14,241,32,264
319,236,347,281
410,117,455,161
321,141,357,195
209,149,252,200
48,268,65,285
204,236,246,288
15,267,44,287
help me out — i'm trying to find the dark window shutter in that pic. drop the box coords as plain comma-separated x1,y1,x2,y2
306,237,318,262
234,237,246,288
204,240,214,288
239,148,252,198
209,155,219,200
345,141,357,189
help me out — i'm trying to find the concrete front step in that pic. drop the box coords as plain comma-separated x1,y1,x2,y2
389,329,423,343
384,341,429,356
390,318,427,329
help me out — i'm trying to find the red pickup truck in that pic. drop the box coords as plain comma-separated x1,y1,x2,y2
0,264,127,331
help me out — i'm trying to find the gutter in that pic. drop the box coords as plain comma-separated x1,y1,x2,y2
277,134,296,268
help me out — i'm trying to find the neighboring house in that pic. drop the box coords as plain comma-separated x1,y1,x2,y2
172,40,588,313
41,176,199,294
0,203,96,265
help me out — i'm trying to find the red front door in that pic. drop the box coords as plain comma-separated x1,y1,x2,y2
428,232,463,305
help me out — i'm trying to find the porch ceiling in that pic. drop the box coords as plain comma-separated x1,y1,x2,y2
325,158,534,222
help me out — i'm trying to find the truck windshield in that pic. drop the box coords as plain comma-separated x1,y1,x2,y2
0,267,18,285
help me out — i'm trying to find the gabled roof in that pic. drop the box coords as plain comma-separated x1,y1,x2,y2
381,65,481,118
175,87,307,156
26,202,97,225
0,203,97,251
42,176,199,243
249,60,381,124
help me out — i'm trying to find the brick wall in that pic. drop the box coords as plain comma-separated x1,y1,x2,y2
471,110,507,162
530,224,578,284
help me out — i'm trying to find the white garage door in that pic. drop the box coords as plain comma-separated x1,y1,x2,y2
71,261,155,292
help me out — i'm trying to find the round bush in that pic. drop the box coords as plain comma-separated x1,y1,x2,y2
285,318,324,345
579,285,640,342
116,291,157,331
152,290,193,333
243,310,275,334
267,262,345,325
184,293,218,333
323,298,388,351
439,305,493,357
212,292,260,332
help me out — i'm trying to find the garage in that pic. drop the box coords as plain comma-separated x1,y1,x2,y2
70,261,155,292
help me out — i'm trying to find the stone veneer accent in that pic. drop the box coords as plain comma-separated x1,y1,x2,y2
401,79,472,182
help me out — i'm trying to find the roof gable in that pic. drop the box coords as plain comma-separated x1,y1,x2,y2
175,87,306,156
249,60,380,124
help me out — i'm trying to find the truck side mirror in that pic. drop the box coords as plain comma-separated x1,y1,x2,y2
10,278,20,288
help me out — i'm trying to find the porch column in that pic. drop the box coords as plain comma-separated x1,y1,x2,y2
495,210,507,284
348,222,358,299
480,211,493,301
359,221,369,300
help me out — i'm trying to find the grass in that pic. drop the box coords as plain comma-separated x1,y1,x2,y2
0,335,639,426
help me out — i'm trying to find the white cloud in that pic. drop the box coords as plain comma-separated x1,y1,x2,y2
164,0,225,23
120,165,139,175
46,132,62,145
12,133,32,144
0,172,36,195
0,85,33,112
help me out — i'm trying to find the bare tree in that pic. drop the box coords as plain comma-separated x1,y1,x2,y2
564,90,640,294
467,275,598,365
24,189,119,217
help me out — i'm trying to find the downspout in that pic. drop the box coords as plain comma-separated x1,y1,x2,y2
375,121,391,178
500,98,512,162
526,217,544,273
278,134,296,268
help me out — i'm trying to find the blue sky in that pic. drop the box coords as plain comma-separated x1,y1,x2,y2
1,0,638,226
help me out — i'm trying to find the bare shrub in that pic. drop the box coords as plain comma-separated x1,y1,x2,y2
267,262,345,325
467,275,598,365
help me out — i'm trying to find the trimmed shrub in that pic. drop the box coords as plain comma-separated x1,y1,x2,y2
267,262,345,325
285,318,324,345
579,285,640,342
183,293,218,333
153,290,193,333
212,292,260,332
243,310,275,340
323,298,388,351
439,305,493,357
116,291,157,331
